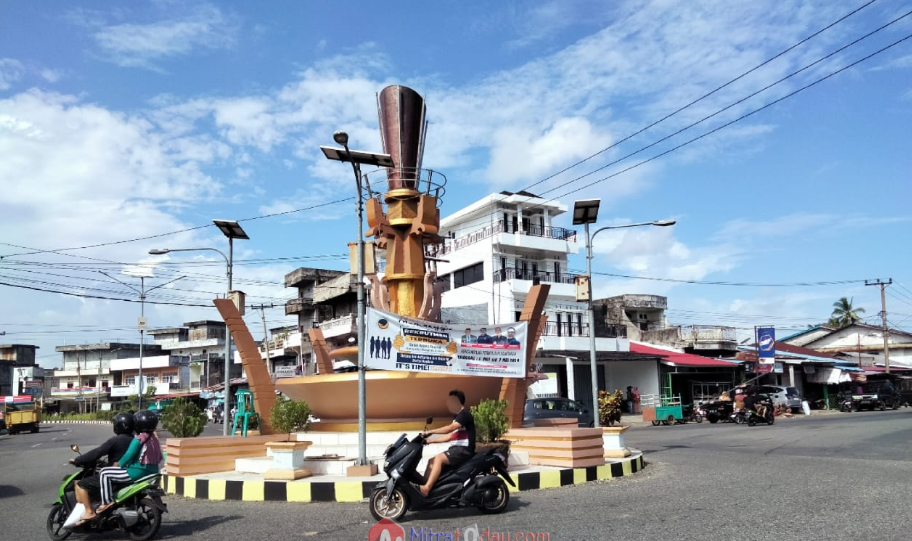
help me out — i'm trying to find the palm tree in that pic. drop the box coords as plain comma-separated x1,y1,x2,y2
830,297,865,328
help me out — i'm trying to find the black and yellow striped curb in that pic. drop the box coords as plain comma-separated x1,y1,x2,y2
162,454,645,503
43,420,110,424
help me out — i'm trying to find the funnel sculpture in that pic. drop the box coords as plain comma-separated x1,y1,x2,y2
273,85,549,431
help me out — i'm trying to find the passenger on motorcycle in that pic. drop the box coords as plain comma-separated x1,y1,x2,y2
418,389,476,496
70,412,135,524
743,390,769,419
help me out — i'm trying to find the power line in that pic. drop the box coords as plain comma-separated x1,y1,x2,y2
437,10,912,237
586,270,866,287
521,0,883,194
0,198,354,259
538,29,912,203
0,280,213,307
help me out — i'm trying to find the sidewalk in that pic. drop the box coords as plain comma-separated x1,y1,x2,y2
162,451,646,504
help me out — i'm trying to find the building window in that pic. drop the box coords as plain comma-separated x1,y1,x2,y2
146,376,156,385
101,380,109,389
125,377,136,386
67,382,74,389
453,262,484,289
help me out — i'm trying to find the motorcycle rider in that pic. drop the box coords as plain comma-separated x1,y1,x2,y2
418,389,475,496
743,390,769,420
70,412,135,524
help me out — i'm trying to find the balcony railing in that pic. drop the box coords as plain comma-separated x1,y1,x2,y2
493,267,576,285
540,322,628,338
440,220,577,255
317,313,356,338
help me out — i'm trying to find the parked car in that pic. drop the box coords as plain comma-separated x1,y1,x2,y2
523,397,594,427
849,381,901,411
732,385,800,411
765,385,802,411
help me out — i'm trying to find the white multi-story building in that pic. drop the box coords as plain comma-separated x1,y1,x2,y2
148,320,240,390
435,191,660,412
108,355,190,398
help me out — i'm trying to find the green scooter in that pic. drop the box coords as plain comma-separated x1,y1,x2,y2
46,444,167,541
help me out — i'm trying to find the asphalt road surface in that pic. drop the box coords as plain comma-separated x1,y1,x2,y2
2,410,911,541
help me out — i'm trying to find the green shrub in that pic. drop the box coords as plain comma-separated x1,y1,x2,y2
470,398,509,443
269,398,311,436
160,397,206,438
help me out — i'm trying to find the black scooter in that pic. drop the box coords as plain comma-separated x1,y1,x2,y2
369,417,515,521
742,405,775,426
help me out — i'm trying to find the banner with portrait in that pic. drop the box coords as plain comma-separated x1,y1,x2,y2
365,308,528,378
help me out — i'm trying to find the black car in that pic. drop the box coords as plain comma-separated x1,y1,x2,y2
849,381,901,411
523,397,594,427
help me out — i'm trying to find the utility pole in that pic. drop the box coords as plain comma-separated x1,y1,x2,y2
249,304,276,372
865,278,893,374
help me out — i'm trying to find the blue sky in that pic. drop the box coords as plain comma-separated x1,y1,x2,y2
1,0,911,368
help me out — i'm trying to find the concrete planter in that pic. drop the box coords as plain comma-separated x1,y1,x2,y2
602,426,631,458
264,441,313,480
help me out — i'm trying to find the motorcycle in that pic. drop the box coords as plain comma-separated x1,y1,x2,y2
46,444,167,541
369,417,515,521
732,405,774,426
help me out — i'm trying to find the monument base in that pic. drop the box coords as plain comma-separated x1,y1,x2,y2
347,464,379,477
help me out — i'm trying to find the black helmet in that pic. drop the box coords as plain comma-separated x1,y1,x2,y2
134,410,159,433
112,412,135,435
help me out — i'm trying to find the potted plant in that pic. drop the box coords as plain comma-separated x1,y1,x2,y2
599,389,631,458
470,398,511,464
598,390,623,427
264,398,313,480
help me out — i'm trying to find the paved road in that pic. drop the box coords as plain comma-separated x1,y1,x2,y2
3,410,911,541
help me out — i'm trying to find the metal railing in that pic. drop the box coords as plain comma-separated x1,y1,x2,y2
539,322,628,338
493,267,576,285
440,220,577,255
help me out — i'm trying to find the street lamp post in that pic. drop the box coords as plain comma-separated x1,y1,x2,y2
572,198,675,427
150,222,247,438
321,132,393,467
100,272,184,410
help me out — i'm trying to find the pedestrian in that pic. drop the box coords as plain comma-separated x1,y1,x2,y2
626,386,635,415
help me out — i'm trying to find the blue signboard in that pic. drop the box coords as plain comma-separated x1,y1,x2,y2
757,326,775,363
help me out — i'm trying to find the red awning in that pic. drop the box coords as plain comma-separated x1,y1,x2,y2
630,342,738,368
864,366,912,373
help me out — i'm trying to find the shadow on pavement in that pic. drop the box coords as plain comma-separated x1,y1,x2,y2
156,514,244,538
394,497,531,523
0,485,25,498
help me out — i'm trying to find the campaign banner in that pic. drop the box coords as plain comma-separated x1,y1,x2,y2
365,308,527,378
757,326,775,364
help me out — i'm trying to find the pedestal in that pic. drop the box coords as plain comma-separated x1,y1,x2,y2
602,426,631,458
346,463,379,477
265,441,313,480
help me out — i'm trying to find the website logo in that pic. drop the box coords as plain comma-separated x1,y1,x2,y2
369,517,405,541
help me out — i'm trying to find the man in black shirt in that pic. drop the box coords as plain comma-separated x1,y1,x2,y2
418,389,475,496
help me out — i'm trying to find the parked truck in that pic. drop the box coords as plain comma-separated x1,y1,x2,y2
1,397,41,434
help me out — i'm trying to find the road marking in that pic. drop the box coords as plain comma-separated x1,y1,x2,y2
32,443,42,448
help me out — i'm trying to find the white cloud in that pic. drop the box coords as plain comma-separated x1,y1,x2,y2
39,68,65,83
484,117,613,185
87,4,237,68
0,58,24,90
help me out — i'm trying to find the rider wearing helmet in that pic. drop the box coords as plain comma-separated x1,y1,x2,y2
93,410,163,518
71,412,135,523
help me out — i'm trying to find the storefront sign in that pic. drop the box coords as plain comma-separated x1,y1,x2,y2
366,308,527,378
757,326,775,364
